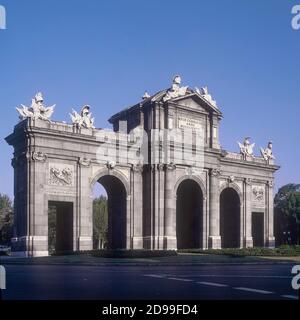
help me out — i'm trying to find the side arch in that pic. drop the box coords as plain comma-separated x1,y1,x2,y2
174,174,206,197
90,167,130,196
174,175,206,249
90,167,131,249
219,185,242,248
219,182,243,205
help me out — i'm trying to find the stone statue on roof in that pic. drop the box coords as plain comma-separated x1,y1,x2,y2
70,105,95,129
260,141,275,161
142,91,150,100
163,75,188,102
16,92,55,121
198,86,217,107
238,137,255,158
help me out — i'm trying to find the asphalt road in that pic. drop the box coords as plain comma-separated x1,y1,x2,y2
1,263,299,300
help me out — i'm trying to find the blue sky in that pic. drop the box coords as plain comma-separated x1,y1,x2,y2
0,0,299,198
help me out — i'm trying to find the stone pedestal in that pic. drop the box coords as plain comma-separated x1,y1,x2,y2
163,236,177,250
11,236,49,257
131,236,144,249
243,236,254,248
208,235,221,249
78,236,93,251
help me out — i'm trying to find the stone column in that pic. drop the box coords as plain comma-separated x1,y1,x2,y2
208,168,221,249
11,151,49,257
266,181,275,248
244,178,253,247
20,151,48,257
78,158,93,251
157,163,165,249
202,194,208,249
131,164,143,249
126,194,132,249
163,163,177,249
153,164,160,249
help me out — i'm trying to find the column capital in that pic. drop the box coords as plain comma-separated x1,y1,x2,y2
210,168,221,177
157,163,165,171
32,151,47,163
245,177,252,186
165,162,176,171
150,163,164,172
78,157,91,167
267,180,274,187
131,163,143,173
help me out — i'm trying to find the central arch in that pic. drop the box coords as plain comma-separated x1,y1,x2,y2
91,169,129,250
220,187,241,248
176,179,203,249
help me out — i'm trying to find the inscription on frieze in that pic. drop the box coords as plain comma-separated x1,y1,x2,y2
178,116,202,130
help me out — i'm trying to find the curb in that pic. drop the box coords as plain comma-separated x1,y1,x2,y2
0,261,296,267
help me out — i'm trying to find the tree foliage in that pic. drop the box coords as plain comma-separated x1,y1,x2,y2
0,193,14,245
274,183,300,244
275,184,300,220
93,196,108,249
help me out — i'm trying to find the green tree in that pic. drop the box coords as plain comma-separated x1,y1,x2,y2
0,193,14,245
93,195,108,249
274,184,300,244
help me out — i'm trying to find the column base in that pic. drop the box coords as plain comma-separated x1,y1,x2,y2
208,236,222,249
131,237,144,249
143,236,170,250
266,236,275,248
11,236,48,257
243,237,253,248
11,250,49,257
163,236,177,250
78,236,93,251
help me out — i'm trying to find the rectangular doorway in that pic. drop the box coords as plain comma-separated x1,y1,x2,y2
48,201,73,254
252,212,264,247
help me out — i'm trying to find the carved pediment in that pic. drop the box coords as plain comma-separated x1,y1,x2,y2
170,94,222,116
171,97,208,113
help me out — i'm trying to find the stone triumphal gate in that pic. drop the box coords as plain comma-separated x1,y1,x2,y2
6,76,279,257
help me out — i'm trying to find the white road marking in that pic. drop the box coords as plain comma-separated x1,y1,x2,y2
234,287,273,294
143,274,294,300
168,277,193,282
165,274,292,279
143,274,165,278
280,295,299,300
197,281,228,287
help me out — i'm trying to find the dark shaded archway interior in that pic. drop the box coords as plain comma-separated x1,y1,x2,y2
48,201,73,253
98,175,127,249
176,179,203,249
220,188,240,248
252,212,264,247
